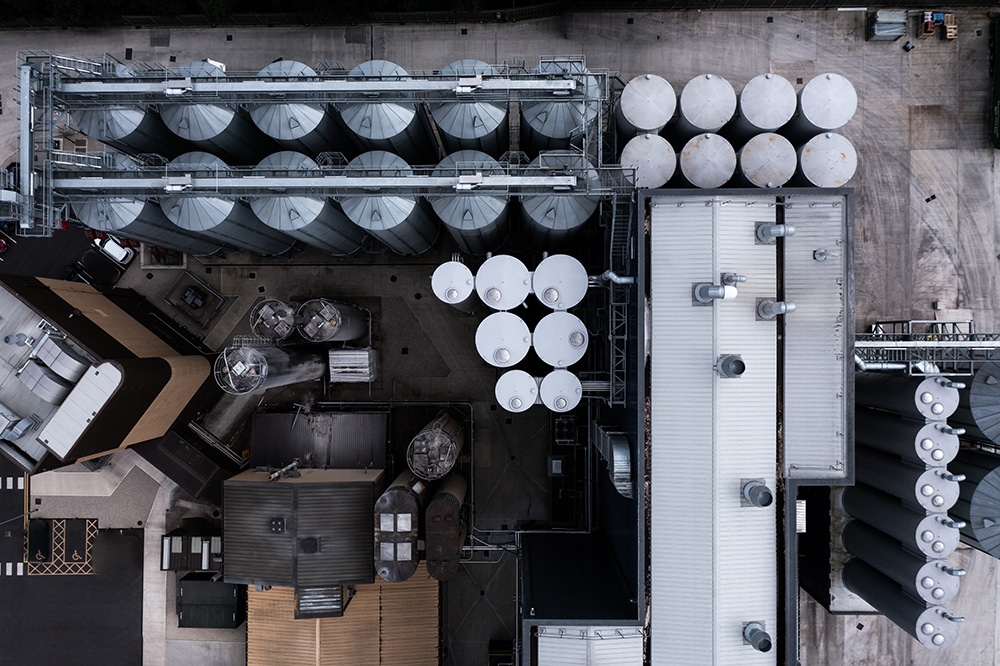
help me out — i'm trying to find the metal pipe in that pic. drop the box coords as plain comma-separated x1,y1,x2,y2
757,299,796,320
598,270,635,285
756,223,795,244
743,623,772,653
853,354,908,372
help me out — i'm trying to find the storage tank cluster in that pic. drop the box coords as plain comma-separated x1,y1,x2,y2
248,297,368,344
616,72,856,189
376,412,467,583
846,373,969,649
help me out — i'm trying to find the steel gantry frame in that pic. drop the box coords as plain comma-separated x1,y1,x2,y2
855,319,1000,376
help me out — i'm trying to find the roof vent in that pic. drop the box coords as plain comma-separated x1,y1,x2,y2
298,537,321,554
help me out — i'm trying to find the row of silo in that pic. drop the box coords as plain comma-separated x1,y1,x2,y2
846,373,968,649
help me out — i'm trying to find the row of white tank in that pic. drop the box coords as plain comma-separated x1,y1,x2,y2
73,58,600,165
72,149,600,258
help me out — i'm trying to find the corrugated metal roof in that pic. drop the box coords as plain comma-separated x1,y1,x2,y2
249,411,388,469
297,483,375,586
223,479,295,586
536,626,645,665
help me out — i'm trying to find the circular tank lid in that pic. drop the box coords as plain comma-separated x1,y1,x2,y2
909,376,960,420
913,468,960,511
738,73,796,131
799,72,857,131
533,312,589,368
475,254,531,310
620,133,676,189
250,299,296,340
540,369,583,412
432,60,506,140
340,151,419,229
74,107,146,141
250,152,325,229
407,421,461,481
431,261,476,305
680,134,737,189
913,607,960,650
475,311,531,367
296,298,345,342
739,132,796,188
913,422,959,466
495,369,538,413
619,74,676,133
798,133,857,188
429,151,508,229
532,254,588,310
913,560,961,604
679,74,737,131
914,513,960,558
213,346,267,395
522,60,600,139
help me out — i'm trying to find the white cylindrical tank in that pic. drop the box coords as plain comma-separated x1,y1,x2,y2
783,72,857,142
519,150,600,252
679,134,737,189
521,60,600,154
161,152,297,255
73,199,223,256
296,298,368,342
429,150,509,255
620,133,676,189
737,133,797,188
250,60,354,157
213,345,327,395
160,61,276,165
250,299,297,341
532,254,588,310
795,133,857,188
475,254,531,311
540,369,583,413
339,150,439,255
667,74,737,143
431,261,478,314
616,73,676,136
339,60,433,165
722,73,797,145
533,312,589,368
250,151,366,256
431,59,509,156
495,369,539,413
475,311,531,368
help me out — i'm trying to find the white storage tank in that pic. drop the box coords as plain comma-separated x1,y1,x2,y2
784,72,858,142
296,298,368,342
431,260,478,314
339,150,439,255
495,369,539,413
521,59,600,154
667,74,737,143
795,133,857,188
532,254,588,311
533,312,589,368
619,133,676,189
616,73,676,136
736,133,797,188
475,311,531,368
339,60,433,165
160,61,276,165
431,59,508,156
540,369,583,413
474,254,531,311
679,134,736,189
723,73,797,145
428,150,509,255
161,152,297,255
250,60,353,157
519,150,600,252
250,151,366,256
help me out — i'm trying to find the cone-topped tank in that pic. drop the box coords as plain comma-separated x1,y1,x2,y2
406,412,465,481
620,133,676,189
249,60,353,157
784,72,857,142
736,133,796,189
375,470,433,583
723,73,797,144
951,362,1000,444
213,345,327,395
160,61,276,165
339,151,439,255
521,59,600,154
249,299,296,341
668,74,737,143
73,198,223,257
340,60,433,165
161,152,296,255
431,261,478,314
947,447,1000,558
679,134,736,189
616,74,676,136
532,254,588,311
428,150,509,255
295,298,367,342
431,60,509,156
250,151,365,256
425,473,468,582
519,150,600,251
795,133,857,188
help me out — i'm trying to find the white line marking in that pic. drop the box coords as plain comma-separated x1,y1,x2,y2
16,562,23,576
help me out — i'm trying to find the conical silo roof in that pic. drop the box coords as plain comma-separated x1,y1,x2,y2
521,60,600,147
75,107,146,142
429,150,509,254
431,60,507,147
341,60,414,142
250,61,325,141
519,151,599,248
161,61,233,142
250,151,327,229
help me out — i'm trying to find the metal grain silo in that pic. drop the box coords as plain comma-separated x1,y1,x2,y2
161,152,297,255
947,447,1000,558
431,60,508,156
73,199,223,256
855,407,960,467
340,60,433,165
855,374,962,421
520,59,600,154
679,134,737,189
374,470,434,583
431,260,478,313
843,520,963,605
474,254,531,311
540,369,583,413
212,345,327,395
339,151,439,255
783,72,858,143
619,133,676,189
736,133,796,189
160,61,276,165
722,73,797,145
532,254,588,311
667,74,737,143
842,484,961,558
426,473,468,582
533,312,589,368
495,369,539,413
73,108,190,159
249,298,296,341
249,60,352,157
250,151,366,256
475,311,531,368
519,150,600,251
295,298,367,342
855,446,961,512
616,73,676,136
406,412,465,481
951,362,1000,444
794,133,858,188
428,150,509,255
